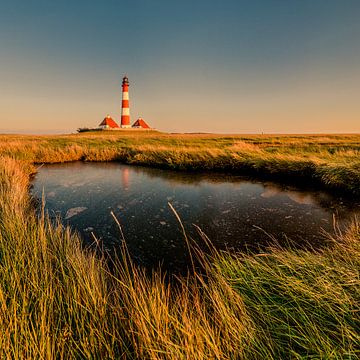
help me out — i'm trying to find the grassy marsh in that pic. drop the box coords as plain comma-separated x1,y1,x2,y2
1,132,360,195
0,132,359,358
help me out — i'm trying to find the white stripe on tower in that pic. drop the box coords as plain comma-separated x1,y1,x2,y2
122,108,130,116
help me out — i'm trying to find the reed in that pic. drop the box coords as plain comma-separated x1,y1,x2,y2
0,132,359,195
0,155,359,359
1,133,359,357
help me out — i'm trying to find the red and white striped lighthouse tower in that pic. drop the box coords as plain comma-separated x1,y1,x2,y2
121,75,131,128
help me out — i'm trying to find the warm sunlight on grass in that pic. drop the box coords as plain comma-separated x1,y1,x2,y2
0,133,359,358
0,132,359,194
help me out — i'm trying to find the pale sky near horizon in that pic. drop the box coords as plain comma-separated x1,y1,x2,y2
0,0,359,134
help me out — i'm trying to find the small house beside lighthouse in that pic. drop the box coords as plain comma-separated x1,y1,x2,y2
98,115,119,129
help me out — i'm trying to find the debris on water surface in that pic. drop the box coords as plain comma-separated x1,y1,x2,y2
65,207,87,219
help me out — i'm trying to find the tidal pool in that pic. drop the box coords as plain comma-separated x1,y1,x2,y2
31,162,359,272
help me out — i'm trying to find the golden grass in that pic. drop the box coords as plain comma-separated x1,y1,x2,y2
0,133,359,358
0,132,359,194
0,157,257,358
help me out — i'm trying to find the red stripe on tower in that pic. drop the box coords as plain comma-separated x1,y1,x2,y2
121,75,131,128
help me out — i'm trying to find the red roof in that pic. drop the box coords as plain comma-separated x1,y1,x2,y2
132,118,150,129
99,115,119,128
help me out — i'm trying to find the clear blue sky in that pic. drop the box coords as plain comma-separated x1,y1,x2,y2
0,0,359,133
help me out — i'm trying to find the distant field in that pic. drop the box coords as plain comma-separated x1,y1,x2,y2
0,132,359,358
1,132,360,195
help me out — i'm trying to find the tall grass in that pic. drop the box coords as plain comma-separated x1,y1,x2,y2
0,132,359,194
0,156,359,358
216,225,360,358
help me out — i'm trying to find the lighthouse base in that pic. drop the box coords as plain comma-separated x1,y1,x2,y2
121,125,131,129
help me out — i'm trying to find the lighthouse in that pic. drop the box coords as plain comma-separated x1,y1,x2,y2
121,75,131,128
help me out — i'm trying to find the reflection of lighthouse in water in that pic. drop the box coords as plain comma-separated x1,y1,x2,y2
121,168,130,190
121,76,131,128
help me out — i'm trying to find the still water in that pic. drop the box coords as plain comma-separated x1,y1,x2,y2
31,162,359,272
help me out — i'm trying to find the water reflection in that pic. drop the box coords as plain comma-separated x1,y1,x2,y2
31,162,360,272
261,187,315,205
